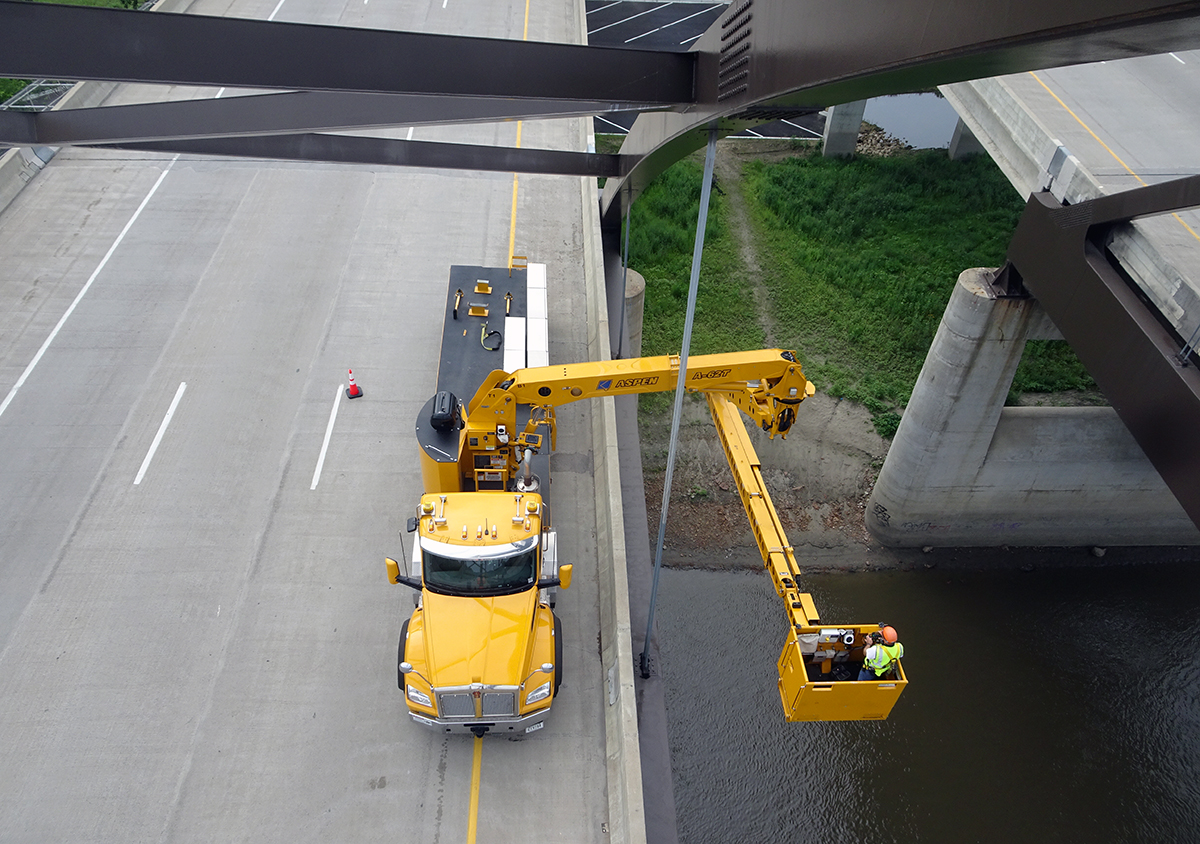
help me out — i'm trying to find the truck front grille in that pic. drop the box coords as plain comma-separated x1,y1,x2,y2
481,692,515,717
438,693,475,718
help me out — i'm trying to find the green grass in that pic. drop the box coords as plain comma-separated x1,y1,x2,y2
628,145,1096,435
0,78,29,103
625,155,764,414
628,156,763,354
594,133,624,156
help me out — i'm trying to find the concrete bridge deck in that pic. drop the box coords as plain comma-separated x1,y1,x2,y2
0,1,643,842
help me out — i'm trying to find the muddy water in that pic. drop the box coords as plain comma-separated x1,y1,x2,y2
657,563,1200,843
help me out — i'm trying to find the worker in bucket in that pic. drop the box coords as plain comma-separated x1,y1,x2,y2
857,625,903,681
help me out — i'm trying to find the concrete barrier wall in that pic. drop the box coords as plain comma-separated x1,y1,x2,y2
574,1,645,841
579,123,648,842
867,269,1200,547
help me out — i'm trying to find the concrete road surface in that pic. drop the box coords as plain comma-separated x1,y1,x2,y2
0,0,610,841
1001,54,1200,308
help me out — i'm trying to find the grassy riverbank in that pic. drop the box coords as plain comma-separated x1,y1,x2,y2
620,138,1096,436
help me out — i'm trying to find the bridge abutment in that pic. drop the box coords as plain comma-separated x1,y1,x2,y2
867,268,1200,547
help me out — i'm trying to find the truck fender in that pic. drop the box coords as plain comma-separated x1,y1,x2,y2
553,614,563,697
397,619,410,690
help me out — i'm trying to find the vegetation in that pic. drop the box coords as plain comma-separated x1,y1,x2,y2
622,157,763,414
620,140,1096,436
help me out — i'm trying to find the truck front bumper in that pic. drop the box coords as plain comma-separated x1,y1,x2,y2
408,707,550,737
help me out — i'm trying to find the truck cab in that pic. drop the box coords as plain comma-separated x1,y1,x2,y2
391,490,569,737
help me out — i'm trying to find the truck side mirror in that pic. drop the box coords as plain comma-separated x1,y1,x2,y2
406,517,418,533
386,557,422,590
537,564,573,591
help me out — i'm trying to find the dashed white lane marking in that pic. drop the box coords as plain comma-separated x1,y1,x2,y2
0,157,178,422
135,382,187,486
311,383,344,490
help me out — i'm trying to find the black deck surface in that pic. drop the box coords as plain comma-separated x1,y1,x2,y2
437,264,528,398
417,265,549,491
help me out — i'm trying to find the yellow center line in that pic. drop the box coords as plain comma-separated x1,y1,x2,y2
1029,70,1200,244
509,122,522,268
466,735,484,844
508,0,532,270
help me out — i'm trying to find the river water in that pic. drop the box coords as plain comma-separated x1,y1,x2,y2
862,94,960,149
657,562,1200,843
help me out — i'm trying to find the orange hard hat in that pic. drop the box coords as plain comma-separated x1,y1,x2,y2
881,625,898,644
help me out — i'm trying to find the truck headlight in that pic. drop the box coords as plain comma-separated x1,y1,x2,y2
525,680,551,705
406,685,432,707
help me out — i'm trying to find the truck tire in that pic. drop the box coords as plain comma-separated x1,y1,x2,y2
397,620,410,690
553,615,563,697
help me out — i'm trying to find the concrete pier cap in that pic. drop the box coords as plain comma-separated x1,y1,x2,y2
867,269,1200,548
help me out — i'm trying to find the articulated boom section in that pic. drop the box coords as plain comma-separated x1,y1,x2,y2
707,393,907,721
461,349,814,487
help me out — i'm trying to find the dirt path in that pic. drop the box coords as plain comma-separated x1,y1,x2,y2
714,142,778,348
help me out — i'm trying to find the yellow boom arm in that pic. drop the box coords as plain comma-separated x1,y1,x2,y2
707,392,907,721
460,349,814,481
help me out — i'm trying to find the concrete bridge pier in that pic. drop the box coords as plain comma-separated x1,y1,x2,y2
867,268,1200,548
821,100,867,158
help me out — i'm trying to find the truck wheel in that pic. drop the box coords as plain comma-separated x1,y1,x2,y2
397,620,410,690
553,615,563,697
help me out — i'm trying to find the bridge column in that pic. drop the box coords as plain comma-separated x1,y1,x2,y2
866,268,1200,547
947,117,986,160
821,100,867,158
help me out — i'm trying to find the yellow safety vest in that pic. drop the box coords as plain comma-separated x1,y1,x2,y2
865,642,903,676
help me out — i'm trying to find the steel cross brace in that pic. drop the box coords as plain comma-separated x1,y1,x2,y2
1003,176,1200,528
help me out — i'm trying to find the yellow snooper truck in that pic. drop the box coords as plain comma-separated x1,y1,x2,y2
387,267,906,737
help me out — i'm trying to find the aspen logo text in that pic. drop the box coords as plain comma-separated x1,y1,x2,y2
599,377,660,390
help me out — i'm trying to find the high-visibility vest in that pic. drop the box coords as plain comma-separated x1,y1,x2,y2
865,642,903,676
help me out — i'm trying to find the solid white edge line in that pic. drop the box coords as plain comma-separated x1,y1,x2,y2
311,384,344,490
0,157,177,423
268,0,286,21
135,382,187,486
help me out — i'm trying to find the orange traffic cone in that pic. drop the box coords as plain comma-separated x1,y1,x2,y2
346,369,363,399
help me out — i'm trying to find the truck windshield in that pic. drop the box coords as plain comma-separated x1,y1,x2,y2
422,537,538,597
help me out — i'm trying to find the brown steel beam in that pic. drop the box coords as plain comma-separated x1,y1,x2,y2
0,91,645,147
1005,179,1200,528
96,134,625,179
0,1,693,106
